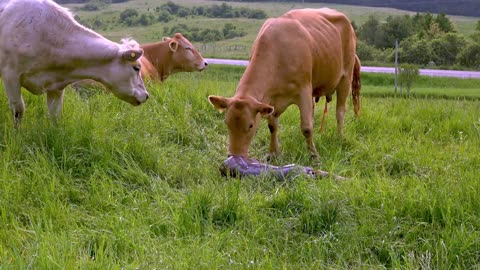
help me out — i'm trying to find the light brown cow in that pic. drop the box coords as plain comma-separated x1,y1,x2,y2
140,33,208,81
208,8,361,159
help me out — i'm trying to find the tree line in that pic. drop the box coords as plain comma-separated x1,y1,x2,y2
355,13,480,68
217,0,480,17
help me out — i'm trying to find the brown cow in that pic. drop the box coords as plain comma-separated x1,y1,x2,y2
140,33,208,81
72,33,207,90
208,8,361,159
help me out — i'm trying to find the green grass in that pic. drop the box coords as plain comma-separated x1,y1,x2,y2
66,0,480,60
1,66,479,268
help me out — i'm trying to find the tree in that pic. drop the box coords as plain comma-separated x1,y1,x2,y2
457,43,480,68
399,36,432,65
381,15,414,47
476,20,480,32
431,33,466,66
119,9,138,23
434,13,455,33
358,15,381,47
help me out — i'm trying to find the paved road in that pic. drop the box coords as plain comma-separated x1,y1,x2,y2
206,58,480,79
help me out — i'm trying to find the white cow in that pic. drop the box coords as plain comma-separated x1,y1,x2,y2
0,0,149,126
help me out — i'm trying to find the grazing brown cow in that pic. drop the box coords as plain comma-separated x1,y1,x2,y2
208,8,361,159
140,33,208,81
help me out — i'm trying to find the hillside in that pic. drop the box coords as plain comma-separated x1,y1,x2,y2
219,0,480,17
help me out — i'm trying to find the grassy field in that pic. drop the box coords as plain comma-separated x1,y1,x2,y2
0,66,479,268
66,0,480,59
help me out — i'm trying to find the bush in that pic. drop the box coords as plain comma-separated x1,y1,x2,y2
457,43,480,68
119,8,138,23
399,64,420,94
157,10,173,22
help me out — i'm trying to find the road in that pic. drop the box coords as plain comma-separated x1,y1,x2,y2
205,58,480,79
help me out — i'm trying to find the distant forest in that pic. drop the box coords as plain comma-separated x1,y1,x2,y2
219,0,480,17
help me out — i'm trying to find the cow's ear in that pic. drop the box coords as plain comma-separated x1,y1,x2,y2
208,95,229,113
122,49,143,62
169,40,178,52
257,103,274,116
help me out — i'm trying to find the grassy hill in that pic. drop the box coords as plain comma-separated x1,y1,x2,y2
1,66,479,268
66,0,479,60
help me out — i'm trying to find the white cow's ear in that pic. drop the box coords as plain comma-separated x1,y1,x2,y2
257,103,274,116
208,95,229,113
169,40,178,52
123,49,143,62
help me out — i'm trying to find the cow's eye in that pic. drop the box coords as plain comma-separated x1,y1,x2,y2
185,47,192,51
133,65,140,72
249,124,253,129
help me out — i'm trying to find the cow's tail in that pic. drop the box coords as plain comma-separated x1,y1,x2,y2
352,54,361,116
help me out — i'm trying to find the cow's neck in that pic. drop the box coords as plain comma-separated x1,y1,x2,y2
141,41,174,81
235,64,273,103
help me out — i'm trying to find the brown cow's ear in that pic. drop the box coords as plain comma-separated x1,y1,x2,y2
257,103,274,116
122,49,143,62
208,95,229,113
169,40,178,52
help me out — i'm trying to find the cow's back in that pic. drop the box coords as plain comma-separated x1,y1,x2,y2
281,9,356,90
243,8,355,101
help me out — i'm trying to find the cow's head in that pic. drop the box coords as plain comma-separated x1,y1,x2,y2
208,95,274,157
165,33,208,72
101,38,149,106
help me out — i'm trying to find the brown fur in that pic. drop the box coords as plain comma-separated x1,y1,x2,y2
140,33,207,81
209,8,361,159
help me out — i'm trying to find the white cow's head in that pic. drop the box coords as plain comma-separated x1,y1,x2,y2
101,38,149,106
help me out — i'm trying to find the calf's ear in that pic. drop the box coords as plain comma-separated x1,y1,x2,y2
208,95,229,113
122,49,143,62
169,40,178,52
256,103,274,116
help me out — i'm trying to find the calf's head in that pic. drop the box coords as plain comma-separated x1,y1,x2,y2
102,39,149,106
208,95,274,157
166,33,208,72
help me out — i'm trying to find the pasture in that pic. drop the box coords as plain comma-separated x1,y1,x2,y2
0,65,479,268
68,0,480,59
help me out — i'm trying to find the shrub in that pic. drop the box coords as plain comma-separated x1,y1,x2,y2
399,64,420,94
457,43,480,68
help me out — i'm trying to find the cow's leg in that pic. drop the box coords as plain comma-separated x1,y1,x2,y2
3,73,25,128
335,76,352,136
299,90,319,159
47,89,65,122
267,115,280,160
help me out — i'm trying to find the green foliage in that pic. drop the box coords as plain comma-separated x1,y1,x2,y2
163,23,246,43
457,42,480,68
399,36,432,65
398,64,420,93
155,1,266,19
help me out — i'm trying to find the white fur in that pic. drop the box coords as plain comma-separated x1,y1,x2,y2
0,0,149,126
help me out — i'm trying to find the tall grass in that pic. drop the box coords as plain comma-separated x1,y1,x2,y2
0,66,479,268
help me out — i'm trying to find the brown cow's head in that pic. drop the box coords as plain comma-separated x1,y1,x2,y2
166,33,208,72
208,95,274,157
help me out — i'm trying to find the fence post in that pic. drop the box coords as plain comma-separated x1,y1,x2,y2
394,39,398,94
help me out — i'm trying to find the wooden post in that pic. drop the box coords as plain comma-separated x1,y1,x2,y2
394,39,398,93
